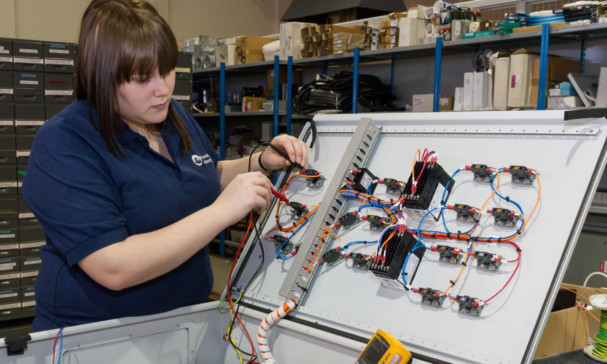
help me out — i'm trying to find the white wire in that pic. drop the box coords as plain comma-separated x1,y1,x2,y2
583,271,607,287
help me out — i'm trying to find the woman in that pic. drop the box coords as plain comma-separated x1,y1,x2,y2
23,0,308,331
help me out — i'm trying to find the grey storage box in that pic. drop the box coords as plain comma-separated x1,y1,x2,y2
44,73,74,103
0,165,17,196
44,42,76,74
15,104,44,134
12,41,43,72
0,103,15,135
19,225,44,256
13,72,43,103
0,39,12,71
15,135,34,164
0,135,16,166
0,71,13,103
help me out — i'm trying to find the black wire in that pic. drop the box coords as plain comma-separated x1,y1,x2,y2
226,212,267,361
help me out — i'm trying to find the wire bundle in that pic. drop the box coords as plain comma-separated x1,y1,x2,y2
592,310,607,359
293,71,403,115
256,299,297,364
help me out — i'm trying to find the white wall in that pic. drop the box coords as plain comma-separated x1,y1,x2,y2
0,0,284,43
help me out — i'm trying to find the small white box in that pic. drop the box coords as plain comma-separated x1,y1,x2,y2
493,57,510,111
463,72,474,111
596,67,607,107
398,18,426,47
454,87,464,111
215,44,235,66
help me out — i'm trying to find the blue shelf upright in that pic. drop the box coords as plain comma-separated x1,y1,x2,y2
433,37,443,112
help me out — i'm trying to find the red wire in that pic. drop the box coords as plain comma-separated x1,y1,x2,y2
52,328,61,364
226,211,256,364
484,240,521,303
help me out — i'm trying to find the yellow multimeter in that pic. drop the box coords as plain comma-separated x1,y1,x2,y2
355,329,412,364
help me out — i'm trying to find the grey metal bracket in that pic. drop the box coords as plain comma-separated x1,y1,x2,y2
278,117,382,301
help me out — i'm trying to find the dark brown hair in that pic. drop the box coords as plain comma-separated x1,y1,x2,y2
76,0,192,156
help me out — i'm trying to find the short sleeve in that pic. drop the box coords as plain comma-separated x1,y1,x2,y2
23,122,129,267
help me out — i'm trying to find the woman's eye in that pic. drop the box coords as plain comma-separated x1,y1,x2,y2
133,77,149,84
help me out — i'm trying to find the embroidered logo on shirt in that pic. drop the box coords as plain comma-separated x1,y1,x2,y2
192,154,212,166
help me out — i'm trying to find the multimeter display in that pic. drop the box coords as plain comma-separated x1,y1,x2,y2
357,335,390,364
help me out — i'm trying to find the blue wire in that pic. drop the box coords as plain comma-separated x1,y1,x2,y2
344,240,370,249
489,172,525,216
57,327,63,364
277,212,315,260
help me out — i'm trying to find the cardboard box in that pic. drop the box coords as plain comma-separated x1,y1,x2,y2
241,96,265,112
507,50,538,108
266,68,301,95
398,18,426,47
235,36,277,64
530,57,580,106
463,72,474,111
534,283,607,358
280,22,316,61
412,94,452,112
493,57,510,110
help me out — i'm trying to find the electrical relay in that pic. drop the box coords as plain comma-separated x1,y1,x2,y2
402,162,454,220
474,251,502,272
382,178,404,195
488,208,520,228
417,288,446,308
434,245,463,265
339,212,362,229
370,231,424,291
452,204,480,224
455,295,484,316
348,168,377,194
508,165,535,185
304,169,325,189
469,164,492,183
289,202,309,220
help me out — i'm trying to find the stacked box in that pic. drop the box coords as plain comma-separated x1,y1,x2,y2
174,51,192,112
0,37,73,321
235,36,277,64
301,25,365,58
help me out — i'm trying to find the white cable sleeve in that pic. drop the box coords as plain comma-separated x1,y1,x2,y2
257,299,297,363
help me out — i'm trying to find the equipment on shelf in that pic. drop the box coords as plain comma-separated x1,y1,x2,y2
293,71,403,115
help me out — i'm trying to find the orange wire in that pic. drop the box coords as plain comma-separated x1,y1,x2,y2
576,301,591,346
411,149,420,181
443,242,474,295
380,229,397,251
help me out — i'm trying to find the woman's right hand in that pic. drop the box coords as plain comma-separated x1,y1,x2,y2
212,172,273,226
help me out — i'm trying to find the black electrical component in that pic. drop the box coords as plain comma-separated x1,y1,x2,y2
489,207,520,228
508,165,535,185
419,288,446,308
382,178,404,195
436,245,463,265
322,248,344,265
339,212,362,229
289,202,309,220
365,215,388,231
304,169,325,188
349,168,377,194
269,235,293,255
455,295,484,316
453,204,480,223
474,251,502,272
349,252,371,271
469,164,492,183
370,231,424,285
402,162,454,219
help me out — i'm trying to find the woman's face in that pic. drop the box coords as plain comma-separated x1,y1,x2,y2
116,69,176,129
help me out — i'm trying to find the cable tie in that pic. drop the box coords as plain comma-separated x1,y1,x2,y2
461,262,467,266
432,233,437,239
516,229,522,235
449,280,455,285
516,248,522,252
506,196,510,202
497,238,502,242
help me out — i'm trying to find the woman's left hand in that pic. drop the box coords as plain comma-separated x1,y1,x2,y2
260,134,309,171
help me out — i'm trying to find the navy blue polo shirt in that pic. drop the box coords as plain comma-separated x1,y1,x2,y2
23,99,220,331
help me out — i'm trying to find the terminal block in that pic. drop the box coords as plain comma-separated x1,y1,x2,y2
417,288,446,308
455,295,484,316
349,252,371,271
382,178,404,195
474,251,502,272
321,248,344,265
364,215,388,231
469,164,492,183
488,208,520,228
435,245,463,265
304,169,325,189
508,165,536,185
370,231,424,285
339,212,362,229
452,204,480,224
349,168,377,194
402,162,453,220
289,202,309,220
